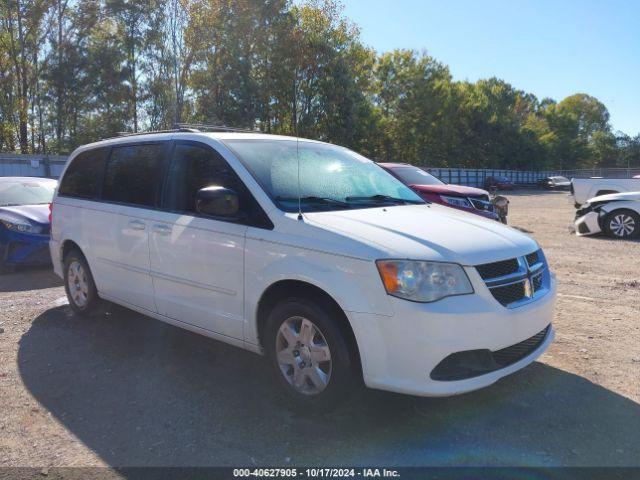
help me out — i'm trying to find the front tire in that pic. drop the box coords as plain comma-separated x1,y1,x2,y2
604,210,640,239
63,249,101,316
264,297,356,410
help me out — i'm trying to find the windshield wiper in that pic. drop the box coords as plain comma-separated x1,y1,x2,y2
276,196,351,209
345,194,423,205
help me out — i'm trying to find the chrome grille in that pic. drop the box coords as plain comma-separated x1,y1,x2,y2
525,251,539,266
476,258,519,279
476,250,549,308
490,282,526,305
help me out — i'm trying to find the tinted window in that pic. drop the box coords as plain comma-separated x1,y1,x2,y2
58,148,108,199
102,144,165,207
164,143,245,215
390,166,444,186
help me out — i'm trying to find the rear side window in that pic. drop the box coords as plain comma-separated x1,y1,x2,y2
58,148,109,199
102,143,165,207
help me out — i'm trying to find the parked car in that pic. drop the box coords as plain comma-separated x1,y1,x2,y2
51,130,556,409
484,175,515,191
378,163,501,221
570,177,640,208
0,177,57,273
537,176,571,190
574,191,640,238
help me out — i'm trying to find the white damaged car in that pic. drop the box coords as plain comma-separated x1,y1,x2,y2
575,191,640,238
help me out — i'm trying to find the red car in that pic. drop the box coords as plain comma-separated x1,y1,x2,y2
379,163,500,221
484,175,515,190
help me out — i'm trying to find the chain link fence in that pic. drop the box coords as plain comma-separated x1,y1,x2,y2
0,154,68,178
2,154,639,188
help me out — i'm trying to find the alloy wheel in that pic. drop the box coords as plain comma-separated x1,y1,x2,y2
609,213,636,237
275,316,332,395
67,260,89,308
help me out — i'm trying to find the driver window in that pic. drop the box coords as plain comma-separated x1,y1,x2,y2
164,143,244,215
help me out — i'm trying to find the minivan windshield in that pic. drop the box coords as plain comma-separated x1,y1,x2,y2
390,166,444,186
224,140,424,212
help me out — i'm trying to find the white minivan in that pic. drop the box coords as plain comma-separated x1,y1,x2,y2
50,129,556,408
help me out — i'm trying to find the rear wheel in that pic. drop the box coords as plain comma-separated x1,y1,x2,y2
64,249,101,316
264,297,356,410
604,210,640,239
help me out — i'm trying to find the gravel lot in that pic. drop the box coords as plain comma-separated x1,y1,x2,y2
0,191,638,468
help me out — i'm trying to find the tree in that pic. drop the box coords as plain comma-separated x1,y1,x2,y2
1,0,53,153
0,0,636,169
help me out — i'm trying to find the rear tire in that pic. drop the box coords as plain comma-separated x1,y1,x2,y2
604,210,640,239
264,297,356,411
63,249,101,316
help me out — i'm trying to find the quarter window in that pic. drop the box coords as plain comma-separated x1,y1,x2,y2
58,148,109,199
102,144,165,207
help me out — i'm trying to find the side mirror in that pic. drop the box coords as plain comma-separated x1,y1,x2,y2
195,186,241,218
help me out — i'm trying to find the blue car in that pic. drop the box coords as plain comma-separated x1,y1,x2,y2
0,177,57,273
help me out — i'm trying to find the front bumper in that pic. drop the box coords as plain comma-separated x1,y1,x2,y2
347,268,557,397
1,230,51,267
574,211,602,236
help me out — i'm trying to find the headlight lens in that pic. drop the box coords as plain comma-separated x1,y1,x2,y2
376,260,474,302
0,218,43,234
440,195,472,209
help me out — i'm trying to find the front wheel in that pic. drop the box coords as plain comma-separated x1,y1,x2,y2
63,250,101,316
604,210,640,239
264,298,356,410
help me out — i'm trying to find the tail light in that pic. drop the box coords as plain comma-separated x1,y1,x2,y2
48,203,53,223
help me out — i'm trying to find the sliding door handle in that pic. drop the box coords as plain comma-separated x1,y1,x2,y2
152,224,172,235
128,219,146,231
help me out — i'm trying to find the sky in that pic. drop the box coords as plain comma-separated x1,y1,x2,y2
341,0,640,135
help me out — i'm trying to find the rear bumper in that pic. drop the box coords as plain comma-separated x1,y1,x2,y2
49,238,63,278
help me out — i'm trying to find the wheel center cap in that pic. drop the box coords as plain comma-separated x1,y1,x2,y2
299,345,312,365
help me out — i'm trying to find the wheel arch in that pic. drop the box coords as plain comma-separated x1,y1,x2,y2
600,201,640,216
255,279,362,375
601,206,640,238
61,239,84,261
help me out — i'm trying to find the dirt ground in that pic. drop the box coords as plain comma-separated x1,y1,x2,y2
0,191,638,468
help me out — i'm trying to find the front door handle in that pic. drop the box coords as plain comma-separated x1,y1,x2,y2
153,224,172,235
128,219,146,231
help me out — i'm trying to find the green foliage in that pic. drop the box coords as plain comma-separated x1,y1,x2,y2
0,0,637,170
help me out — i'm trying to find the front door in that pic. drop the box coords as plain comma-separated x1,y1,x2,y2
148,141,247,339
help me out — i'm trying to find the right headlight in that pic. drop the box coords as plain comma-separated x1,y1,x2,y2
440,195,472,209
376,260,474,303
0,216,43,234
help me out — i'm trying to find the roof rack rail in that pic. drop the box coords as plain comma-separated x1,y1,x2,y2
108,123,261,141
173,123,262,134
115,129,183,138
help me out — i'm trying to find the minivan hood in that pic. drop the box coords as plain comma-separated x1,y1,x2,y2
305,204,538,265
